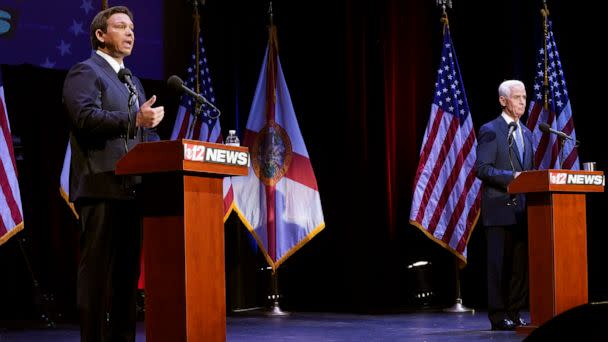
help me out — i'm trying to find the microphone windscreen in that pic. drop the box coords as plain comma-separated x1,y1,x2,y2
117,68,132,83
167,75,184,93
508,121,518,130
539,122,550,133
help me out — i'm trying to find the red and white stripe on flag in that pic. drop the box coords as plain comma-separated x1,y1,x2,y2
231,26,325,270
0,72,24,246
408,26,481,265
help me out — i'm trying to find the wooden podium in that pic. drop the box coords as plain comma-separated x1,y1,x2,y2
508,169,605,333
116,139,249,342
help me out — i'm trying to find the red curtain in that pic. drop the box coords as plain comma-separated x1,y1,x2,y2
345,0,434,237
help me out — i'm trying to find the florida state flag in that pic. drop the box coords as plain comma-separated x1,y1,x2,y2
231,25,325,270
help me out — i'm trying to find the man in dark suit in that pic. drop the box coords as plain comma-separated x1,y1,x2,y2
62,6,164,342
475,80,534,331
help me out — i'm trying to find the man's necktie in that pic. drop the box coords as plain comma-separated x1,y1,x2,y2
515,124,524,162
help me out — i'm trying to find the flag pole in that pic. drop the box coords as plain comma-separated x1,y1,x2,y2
265,269,289,316
434,0,474,314
443,259,474,313
541,1,550,113
6,117,57,327
186,0,203,139
262,2,288,317
18,238,58,327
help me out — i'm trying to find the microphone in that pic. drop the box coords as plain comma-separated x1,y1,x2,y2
539,122,578,143
507,121,518,145
117,68,140,145
167,75,216,107
118,68,137,95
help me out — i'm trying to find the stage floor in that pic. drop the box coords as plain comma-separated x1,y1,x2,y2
0,311,528,341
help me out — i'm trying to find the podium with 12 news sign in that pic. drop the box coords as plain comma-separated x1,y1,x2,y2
508,169,605,335
116,139,249,342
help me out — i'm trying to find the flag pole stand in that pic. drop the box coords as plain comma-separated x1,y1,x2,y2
264,269,289,316
443,259,474,313
18,237,57,327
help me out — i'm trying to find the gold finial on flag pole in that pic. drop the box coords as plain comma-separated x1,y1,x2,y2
436,0,452,13
436,0,453,9
267,1,279,59
436,0,452,33
541,0,550,17
269,1,274,26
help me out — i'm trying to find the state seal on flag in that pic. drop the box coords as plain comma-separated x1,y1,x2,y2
252,121,292,186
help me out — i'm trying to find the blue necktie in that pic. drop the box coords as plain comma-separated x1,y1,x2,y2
515,125,524,162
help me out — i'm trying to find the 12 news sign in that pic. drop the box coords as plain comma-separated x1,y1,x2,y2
549,172,605,186
183,143,249,167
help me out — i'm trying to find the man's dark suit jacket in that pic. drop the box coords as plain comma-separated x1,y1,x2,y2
63,52,158,202
475,115,534,227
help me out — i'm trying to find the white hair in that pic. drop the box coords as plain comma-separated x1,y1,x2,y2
498,80,525,97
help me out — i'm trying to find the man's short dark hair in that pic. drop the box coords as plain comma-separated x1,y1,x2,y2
90,6,133,50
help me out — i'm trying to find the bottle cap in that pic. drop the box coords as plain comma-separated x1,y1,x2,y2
583,162,596,171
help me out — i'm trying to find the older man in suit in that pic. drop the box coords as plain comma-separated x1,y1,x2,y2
63,6,164,342
475,80,534,331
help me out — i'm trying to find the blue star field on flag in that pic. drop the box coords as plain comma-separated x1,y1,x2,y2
180,37,219,132
433,29,471,125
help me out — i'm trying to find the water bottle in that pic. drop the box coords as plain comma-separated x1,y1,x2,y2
225,130,240,146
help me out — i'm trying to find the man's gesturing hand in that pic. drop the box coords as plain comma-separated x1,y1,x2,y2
136,95,164,128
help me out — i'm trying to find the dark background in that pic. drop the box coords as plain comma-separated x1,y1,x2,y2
1,0,606,323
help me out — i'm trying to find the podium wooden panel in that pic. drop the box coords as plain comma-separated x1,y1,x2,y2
508,170,604,334
116,139,248,342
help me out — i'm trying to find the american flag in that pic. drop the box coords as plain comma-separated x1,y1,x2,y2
170,36,221,143
526,20,579,170
0,69,24,246
409,25,481,264
169,32,234,219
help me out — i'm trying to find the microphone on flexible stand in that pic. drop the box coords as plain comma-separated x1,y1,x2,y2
167,75,221,117
167,75,222,139
539,122,580,169
539,122,580,144
117,68,138,147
